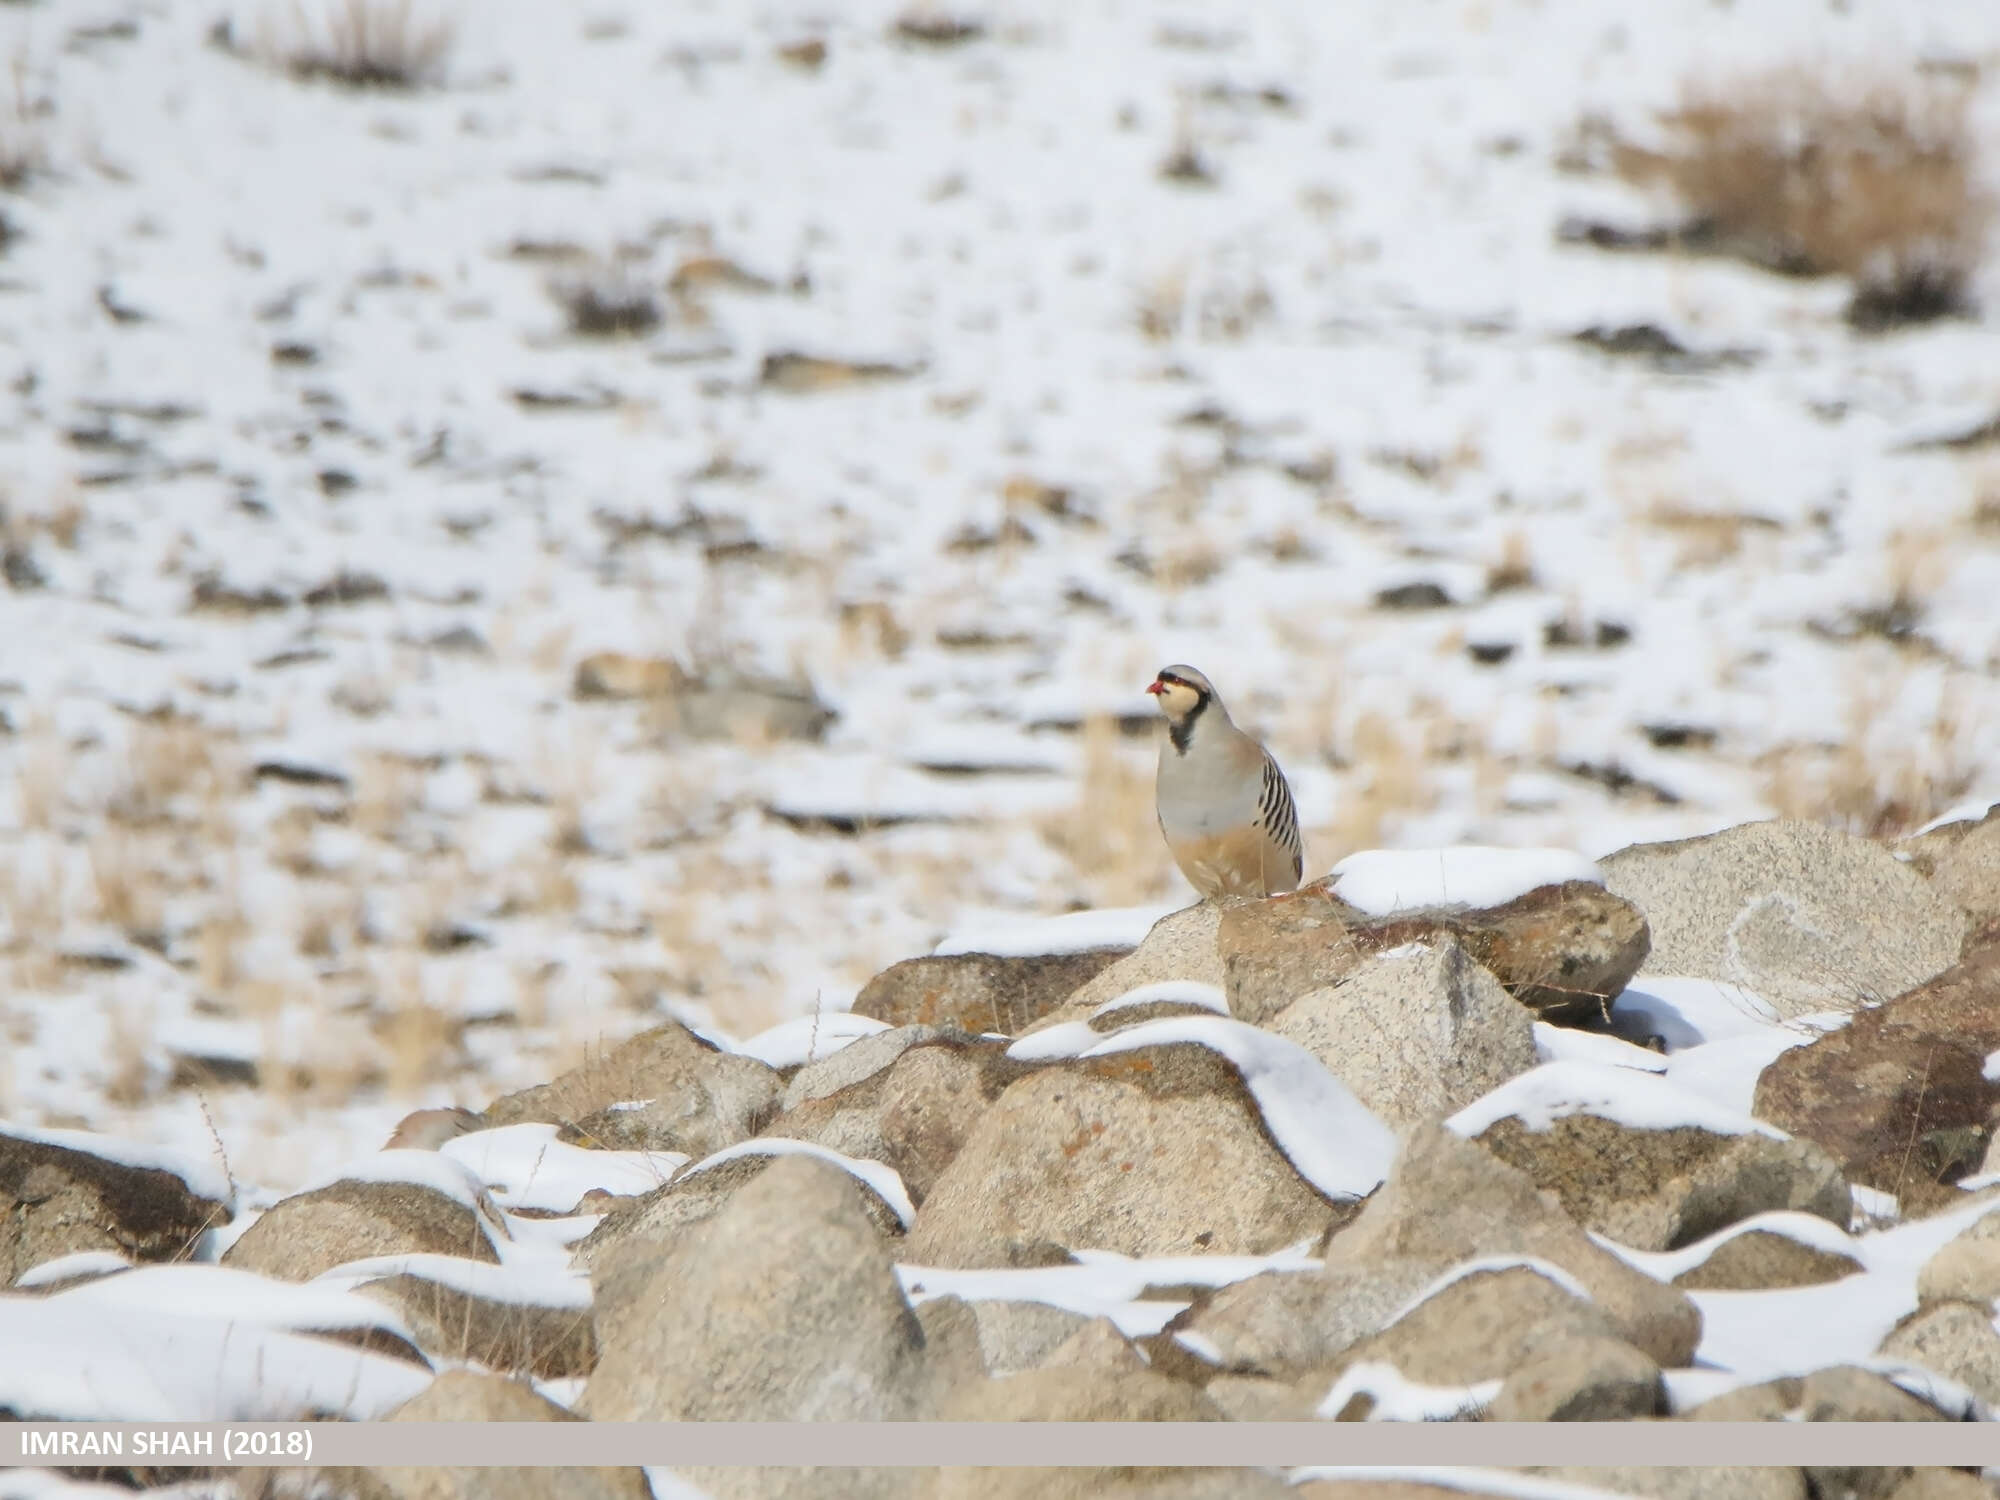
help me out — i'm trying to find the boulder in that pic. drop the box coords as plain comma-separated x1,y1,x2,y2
484,1021,780,1156
1324,1264,1624,1393
1267,939,1537,1125
943,1298,1098,1376
1337,880,1651,1025
926,1371,1278,1500
855,951,1126,1034
1878,1301,2000,1406
1217,888,1367,1024
1896,804,2000,936
353,1272,595,1380
1,1132,228,1286
348,1372,650,1500
1885,1474,1995,1500
1794,1367,1952,1500
904,1048,1347,1267
1176,1124,1701,1376
1670,1228,1864,1290
579,1156,966,1421
578,1147,907,1293
1062,903,1227,1014
1485,1336,1665,1421
783,1025,952,1108
931,1468,1290,1500
1754,933,2000,1213
1916,1208,2000,1304
1518,1471,1807,1500
1470,1113,1850,1251
766,1037,1021,1200
1600,819,1964,1018
222,1180,498,1282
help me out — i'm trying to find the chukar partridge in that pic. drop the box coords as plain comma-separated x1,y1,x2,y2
1147,664,1304,898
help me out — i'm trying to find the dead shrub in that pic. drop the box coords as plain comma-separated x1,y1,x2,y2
1617,66,1990,328
230,0,457,89
548,260,663,338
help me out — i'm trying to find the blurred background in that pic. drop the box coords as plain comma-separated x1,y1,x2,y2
2,0,1998,1187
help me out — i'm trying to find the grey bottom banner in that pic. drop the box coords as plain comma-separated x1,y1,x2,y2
2,1423,1997,1468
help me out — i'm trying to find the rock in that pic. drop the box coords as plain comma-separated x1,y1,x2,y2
1886,1474,1994,1500
1040,1316,1154,1374
1878,1301,2000,1405
578,1147,907,1289
483,1021,780,1157
347,1372,650,1500
904,1048,1347,1267
1329,1265,1623,1394
1897,804,2000,935
1217,887,1366,1025
767,1036,1020,1200
1519,1471,1807,1500
1917,1208,2000,1303
926,1371,1278,1500
782,1025,951,1108
221,1179,498,1282
1337,880,1652,1025
933,1469,1291,1500
1203,1374,1322,1423
1,1133,228,1287
1177,1124,1701,1376
1754,933,2000,1214
938,1363,1222,1422
855,951,1127,1034
1801,1362,1955,1420
1486,1336,1664,1421
1062,903,1227,1014
1321,1123,1701,1367
353,1273,595,1380
1793,1367,1951,1500
573,654,835,742
1679,1377,1802,1421
1671,1228,1864,1290
1600,819,1964,1018
1267,939,1537,1125
579,1156,957,1421
1470,1113,1850,1251
944,1298,1097,1376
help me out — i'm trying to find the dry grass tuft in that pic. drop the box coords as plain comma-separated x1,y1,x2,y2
109,720,226,828
1762,676,1979,836
236,0,457,89
0,51,50,191
548,259,664,338
1620,66,1991,327
1036,715,1170,906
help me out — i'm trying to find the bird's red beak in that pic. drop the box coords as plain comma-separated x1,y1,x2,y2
1145,679,1166,695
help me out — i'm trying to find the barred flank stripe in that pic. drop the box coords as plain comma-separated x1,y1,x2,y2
1258,755,1302,867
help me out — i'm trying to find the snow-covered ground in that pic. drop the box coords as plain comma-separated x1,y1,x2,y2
2,0,1999,1193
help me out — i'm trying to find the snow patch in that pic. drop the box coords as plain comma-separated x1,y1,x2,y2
439,1122,684,1214
677,1138,915,1228
1314,1362,1504,1421
933,903,1178,958
1006,1015,1398,1201
0,1120,234,1207
1329,846,1603,917
719,1011,890,1069
1092,980,1230,1017
1447,1060,1787,1141
314,1250,592,1310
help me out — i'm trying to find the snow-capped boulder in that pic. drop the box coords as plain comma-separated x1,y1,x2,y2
1601,819,1965,1018
1,1126,230,1286
1267,938,1537,1126
1450,1062,1850,1250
